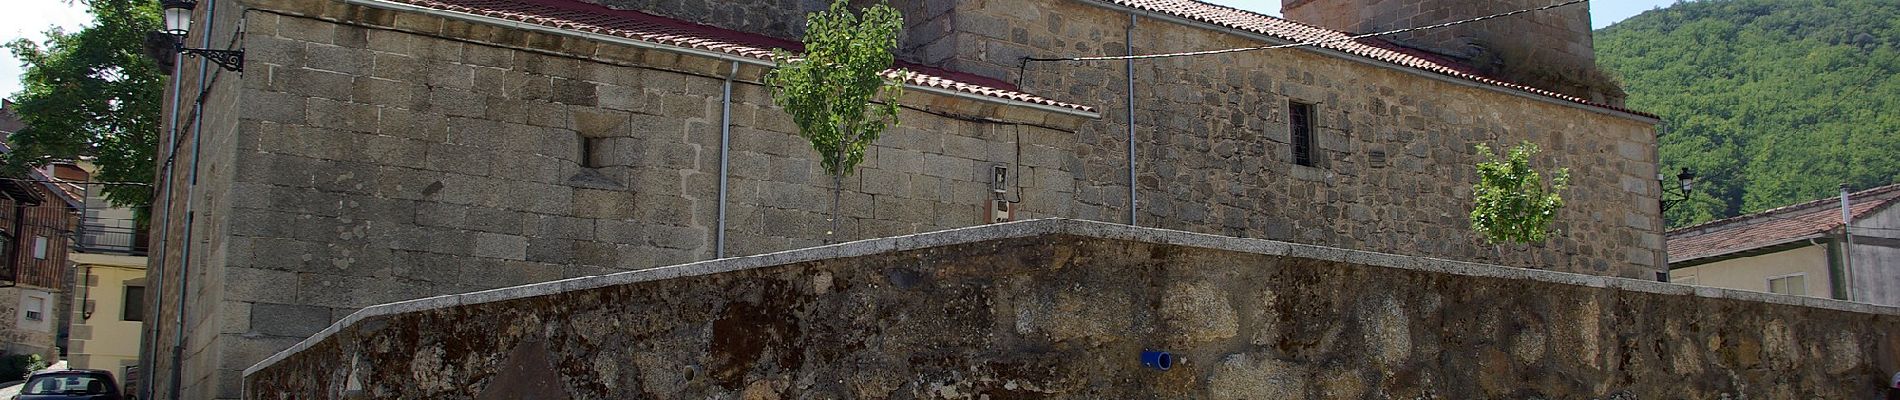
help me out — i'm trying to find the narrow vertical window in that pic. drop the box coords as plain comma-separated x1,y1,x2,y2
1289,101,1315,167
580,135,600,168
124,286,145,321
32,236,47,259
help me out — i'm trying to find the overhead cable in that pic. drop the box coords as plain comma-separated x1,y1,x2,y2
1023,0,1589,63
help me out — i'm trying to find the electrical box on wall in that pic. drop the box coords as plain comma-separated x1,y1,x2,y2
989,199,1015,223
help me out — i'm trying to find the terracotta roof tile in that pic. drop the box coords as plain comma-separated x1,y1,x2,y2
1667,184,1900,263
379,0,1098,114
1097,0,1656,118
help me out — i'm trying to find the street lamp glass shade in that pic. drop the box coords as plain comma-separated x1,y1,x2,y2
1677,169,1696,193
161,0,196,36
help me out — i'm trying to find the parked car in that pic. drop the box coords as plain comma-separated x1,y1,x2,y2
13,369,121,400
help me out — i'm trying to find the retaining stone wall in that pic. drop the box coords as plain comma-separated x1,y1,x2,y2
244,220,1900,399
162,1,1081,396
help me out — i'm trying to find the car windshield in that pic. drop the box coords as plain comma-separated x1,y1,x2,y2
22,374,111,395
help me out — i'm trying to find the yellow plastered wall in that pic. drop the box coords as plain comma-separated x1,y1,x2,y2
1671,244,1832,298
67,254,147,378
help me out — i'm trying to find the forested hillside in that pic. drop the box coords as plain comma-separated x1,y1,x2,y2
1595,0,1900,227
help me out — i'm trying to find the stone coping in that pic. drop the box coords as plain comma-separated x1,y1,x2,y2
242,218,1900,377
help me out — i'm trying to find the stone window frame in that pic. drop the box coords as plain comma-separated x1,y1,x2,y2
1288,100,1318,168
1278,96,1337,183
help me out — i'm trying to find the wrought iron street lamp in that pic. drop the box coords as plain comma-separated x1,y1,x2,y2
1661,168,1696,212
158,0,244,72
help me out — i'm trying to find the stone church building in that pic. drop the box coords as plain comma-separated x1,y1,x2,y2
147,0,1661,397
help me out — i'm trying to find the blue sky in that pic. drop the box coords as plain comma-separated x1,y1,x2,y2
2,0,92,100
2,0,1678,99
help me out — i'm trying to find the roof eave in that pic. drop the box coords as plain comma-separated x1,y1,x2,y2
1668,234,1829,269
1076,0,1661,124
339,0,1103,120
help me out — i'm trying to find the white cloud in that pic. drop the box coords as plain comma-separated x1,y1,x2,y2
2,0,92,100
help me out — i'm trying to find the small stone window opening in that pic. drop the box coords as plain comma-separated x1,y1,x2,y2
1289,101,1317,167
581,136,606,168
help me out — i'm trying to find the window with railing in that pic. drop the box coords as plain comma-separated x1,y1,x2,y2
73,216,147,256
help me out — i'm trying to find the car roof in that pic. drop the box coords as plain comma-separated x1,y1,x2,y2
29,369,113,376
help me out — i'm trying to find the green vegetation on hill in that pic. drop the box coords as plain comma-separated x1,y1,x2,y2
1595,0,1900,227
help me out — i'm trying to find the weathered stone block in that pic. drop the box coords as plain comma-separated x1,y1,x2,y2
248,303,333,338
573,188,638,220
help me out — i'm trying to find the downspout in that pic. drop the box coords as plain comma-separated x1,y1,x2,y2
1840,184,1854,302
143,31,187,400
1125,13,1138,226
1821,237,1847,300
170,0,217,397
77,264,92,320
716,62,738,258
9,203,23,284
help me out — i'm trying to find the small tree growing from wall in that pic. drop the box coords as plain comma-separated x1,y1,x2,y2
1470,142,1570,244
765,0,907,241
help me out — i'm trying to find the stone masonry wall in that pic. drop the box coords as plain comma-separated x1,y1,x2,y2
148,0,248,398
244,221,1900,399
158,0,1084,397
1282,0,1615,102
950,0,1663,277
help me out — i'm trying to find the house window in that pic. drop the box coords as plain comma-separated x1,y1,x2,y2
123,286,145,322
24,296,44,321
31,236,47,259
1768,274,1806,296
1288,101,1316,167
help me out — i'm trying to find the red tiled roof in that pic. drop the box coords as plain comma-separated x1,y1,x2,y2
1667,184,1900,264
1098,0,1657,119
376,0,1099,114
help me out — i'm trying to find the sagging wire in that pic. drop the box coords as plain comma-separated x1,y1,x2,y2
1020,0,1588,65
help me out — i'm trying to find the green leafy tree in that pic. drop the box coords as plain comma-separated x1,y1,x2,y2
764,0,907,240
1597,0,1900,227
1470,142,1570,244
5,0,164,222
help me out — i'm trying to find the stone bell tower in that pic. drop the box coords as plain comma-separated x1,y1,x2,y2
1282,0,1624,105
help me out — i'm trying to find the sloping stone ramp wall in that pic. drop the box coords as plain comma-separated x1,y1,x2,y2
245,219,1900,399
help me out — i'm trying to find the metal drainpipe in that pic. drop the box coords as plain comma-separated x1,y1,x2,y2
169,0,216,398
716,62,738,258
1840,184,1854,301
1125,13,1138,226
143,35,187,400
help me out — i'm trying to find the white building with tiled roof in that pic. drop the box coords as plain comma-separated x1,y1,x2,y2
1668,184,1900,305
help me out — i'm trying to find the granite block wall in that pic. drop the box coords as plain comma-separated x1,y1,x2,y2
154,1,1082,397
244,221,1900,399
945,0,1662,278
169,0,1665,397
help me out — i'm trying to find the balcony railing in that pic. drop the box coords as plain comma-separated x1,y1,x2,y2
73,218,148,256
